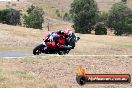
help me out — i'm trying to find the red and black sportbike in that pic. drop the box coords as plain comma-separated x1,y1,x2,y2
33,32,80,55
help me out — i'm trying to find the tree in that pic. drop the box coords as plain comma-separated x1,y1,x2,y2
98,11,108,24
70,0,98,34
23,5,44,29
107,2,132,35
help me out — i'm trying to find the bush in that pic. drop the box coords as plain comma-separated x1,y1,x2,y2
122,0,127,3
107,2,132,36
27,5,35,14
0,9,21,25
6,9,21,25
0,9,10,23
95,23,107,35
63,12,71,21
55,9,62,18
23,5,44,29
70,0,99,34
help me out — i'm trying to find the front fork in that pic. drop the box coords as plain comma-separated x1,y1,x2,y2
41,42,48,53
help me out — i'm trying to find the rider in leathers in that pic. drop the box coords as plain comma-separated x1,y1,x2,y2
48,28,73,49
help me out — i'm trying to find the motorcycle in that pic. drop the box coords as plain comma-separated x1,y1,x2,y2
33,32,80,55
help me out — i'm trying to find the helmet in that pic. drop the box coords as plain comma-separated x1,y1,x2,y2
64,28,72,36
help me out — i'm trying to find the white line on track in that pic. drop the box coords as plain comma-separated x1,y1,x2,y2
29,55,132,57
42,54,132,56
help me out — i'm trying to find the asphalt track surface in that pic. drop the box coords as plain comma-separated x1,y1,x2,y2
0,52,132,58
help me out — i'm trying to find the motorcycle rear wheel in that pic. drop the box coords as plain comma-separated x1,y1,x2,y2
57,49,70,55
33,44,45,55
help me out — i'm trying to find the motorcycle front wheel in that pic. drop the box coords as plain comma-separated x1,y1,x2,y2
33,44,45,55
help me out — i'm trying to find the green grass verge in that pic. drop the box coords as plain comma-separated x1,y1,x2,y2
0,74,6,82
20,58,39,63
120,45,132,49
12,71,34,80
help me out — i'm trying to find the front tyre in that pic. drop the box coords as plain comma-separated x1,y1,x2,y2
33,44,45,55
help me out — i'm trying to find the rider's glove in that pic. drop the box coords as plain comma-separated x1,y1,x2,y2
59,45,64,48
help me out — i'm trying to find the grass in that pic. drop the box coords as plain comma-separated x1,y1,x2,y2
121,45,132,49
45,83,58,88
20,58,38,63
90,41,132,50
0,56,131,88
0,57,58,87
0,47,32,53
0,23,132,56
0,23,72,54
0,74,6,82
12,71,34,80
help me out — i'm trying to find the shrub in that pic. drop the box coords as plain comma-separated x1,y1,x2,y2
95,22,107,35
122,0,127,3
0,9,10,23
23,5,44,29
63,12,71,21
55,9,62,18
27,5,35,14
0,9,21,25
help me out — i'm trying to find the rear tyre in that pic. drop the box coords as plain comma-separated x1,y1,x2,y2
57,49,70,55
57,50,65,55
33,44,45,55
